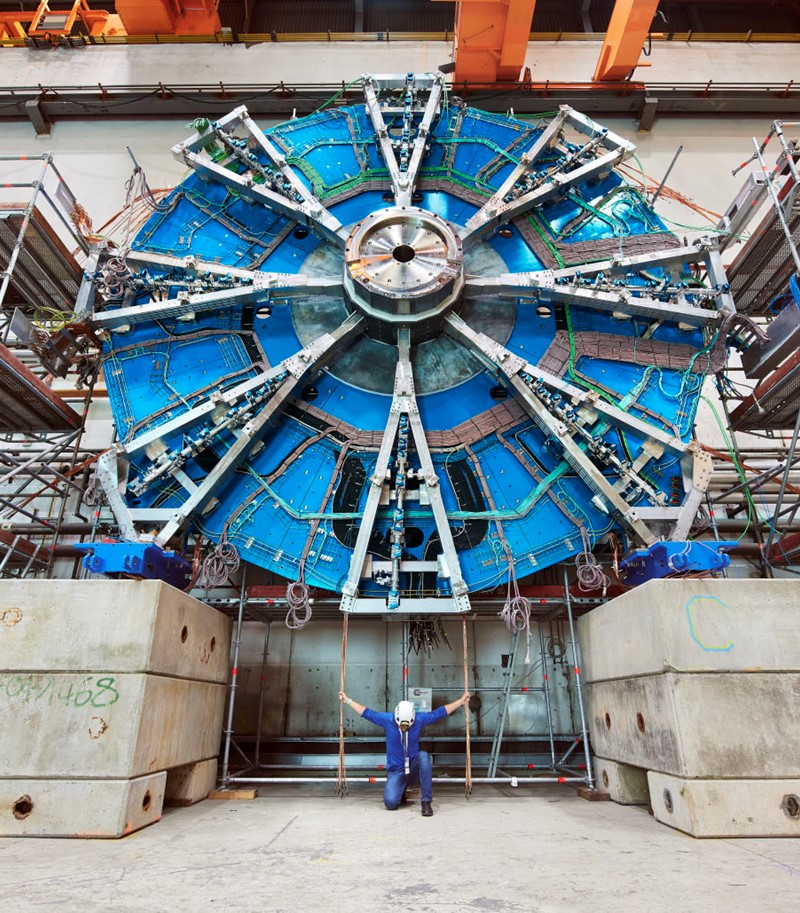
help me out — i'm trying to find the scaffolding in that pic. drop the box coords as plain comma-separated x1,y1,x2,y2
715,121,800,576
208,573,595,792
0,154,105,578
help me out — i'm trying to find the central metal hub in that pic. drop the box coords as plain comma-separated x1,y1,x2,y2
343,207,464,341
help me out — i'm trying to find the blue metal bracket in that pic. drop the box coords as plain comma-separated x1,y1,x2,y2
74,541,193,590
618,540,737,586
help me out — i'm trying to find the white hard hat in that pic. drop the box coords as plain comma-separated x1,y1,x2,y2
394,700,416,727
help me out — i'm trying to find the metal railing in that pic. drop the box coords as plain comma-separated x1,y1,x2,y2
3,30,800,49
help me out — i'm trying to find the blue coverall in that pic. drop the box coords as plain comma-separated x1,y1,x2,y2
362,706,447,809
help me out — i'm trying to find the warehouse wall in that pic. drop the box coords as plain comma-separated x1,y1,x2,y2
233,618,579,739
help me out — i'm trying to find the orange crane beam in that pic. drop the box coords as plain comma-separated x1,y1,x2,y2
114,0,221,36
1,1,111,40
593,0,660,82
434,0,538,83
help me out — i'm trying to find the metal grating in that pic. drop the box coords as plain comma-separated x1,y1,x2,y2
730,348,800,431
532,0,584,32
727,176,800,315
249,1,355,33
0,342,81,432
0,205,82,315
365,0,455,32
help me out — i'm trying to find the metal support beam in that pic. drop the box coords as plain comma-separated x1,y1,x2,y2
460,108,634,249
463,273,725,327
172,140,347,249
362,74,443,208
93,275,342,329
445,313,659,544
639,95,658,131
436,0,538,83
24,98,51,137
593,0,660,82
98,315,364,544
340,330,471,614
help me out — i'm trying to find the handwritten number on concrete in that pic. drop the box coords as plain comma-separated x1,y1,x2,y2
1,674,121,707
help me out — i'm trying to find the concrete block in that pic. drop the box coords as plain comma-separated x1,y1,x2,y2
593,757,649,805
648,771,800,838
0,673,226,778
0,579,231,683
586,672,800,778
165,758,217,806
577,579,800,683
0,772,165,838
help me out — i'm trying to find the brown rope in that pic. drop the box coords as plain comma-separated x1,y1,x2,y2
462,613,472,798
336,611,349,796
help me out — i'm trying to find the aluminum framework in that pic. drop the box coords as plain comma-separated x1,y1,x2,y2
218,578,594,792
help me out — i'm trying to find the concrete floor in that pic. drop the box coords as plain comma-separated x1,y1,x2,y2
1,785,798,912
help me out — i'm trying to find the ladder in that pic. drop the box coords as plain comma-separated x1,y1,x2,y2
487,629,520,778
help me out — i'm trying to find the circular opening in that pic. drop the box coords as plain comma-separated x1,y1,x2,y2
636,712,646,733
498,227,513,239
782,794,800,819
181,625,188,644
663,788,673,814
302,385,318,402
255,305,272,320
604,712,612,730
536,305,552,319
210,636,216,654
392,244,416,264
142,790,152,812
292,227,309,240
490,385,508,401
602,770,609,789
381,191,394,203
411,191,424,204
404,526,424,548
12,795,33,820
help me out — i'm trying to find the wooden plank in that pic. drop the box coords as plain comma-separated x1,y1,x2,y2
208,788,258,800
576,787,611,802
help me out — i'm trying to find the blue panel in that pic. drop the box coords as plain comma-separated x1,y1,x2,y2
102,95,718,598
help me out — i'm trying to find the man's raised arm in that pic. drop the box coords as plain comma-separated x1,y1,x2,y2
443,691,470,715
339,691,366,716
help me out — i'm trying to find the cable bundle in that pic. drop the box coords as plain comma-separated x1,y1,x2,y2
499,555,532,664
409,617,452,656
285,573,313,630
575,526,609,593
98,256,131,300
200,534,240,589
82,474,106,507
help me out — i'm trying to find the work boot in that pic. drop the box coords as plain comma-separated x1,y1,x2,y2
421,801,433,817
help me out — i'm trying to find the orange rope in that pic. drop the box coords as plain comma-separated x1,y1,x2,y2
462,614,472,798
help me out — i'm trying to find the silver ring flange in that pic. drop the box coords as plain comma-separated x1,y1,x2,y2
343,207,464,338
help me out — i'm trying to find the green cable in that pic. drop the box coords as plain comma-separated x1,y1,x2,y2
564,303,618,405
658,215,735,235
630,152,649,198
700,394,755,542
313,77,363,116
526,213,564,267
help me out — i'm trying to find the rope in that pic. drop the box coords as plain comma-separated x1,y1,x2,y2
575,526,609,593
82,474,105,507
200,531,240,589
336,612,349,797
500,554,532,664
462,614,472,798
285,566,313,630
